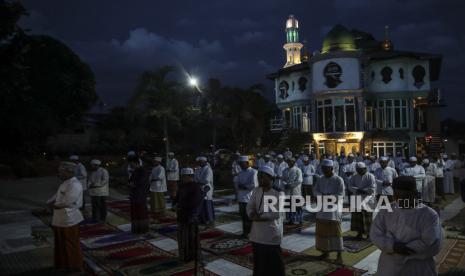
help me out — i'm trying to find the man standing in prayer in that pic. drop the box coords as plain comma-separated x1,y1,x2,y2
247,166,285,276
301,155,316,199
128,154,152,234
150,157,167,212
234,155,258,237
370,176,442,275
47,161,84,271
254,153,265,169
264,154,275,170
443,154,455,194
401,157,426,198
284,147,293,160
422,159,437,206
367,156,381,174
195,156,215,225
432,155,445,201
282,157,303,225
69,155,87,211
374,156,398,202
348,162,376,239
274,154,289,191
342,153,357,193
176,168,204,262
313,159,345,264
166,152,179,208
87,159,109,222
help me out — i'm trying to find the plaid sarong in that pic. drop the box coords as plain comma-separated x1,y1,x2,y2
350,210,372,234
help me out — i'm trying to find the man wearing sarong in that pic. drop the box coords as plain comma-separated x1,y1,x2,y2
128,154,151,234
176,168,204,262
234,155,258,237
195,156,215,224
348,162,376,239
247,165,285,276
47,161,84,271
282,157,303,225
342,153,356,194
422,159,437,206
401,157,426,199
443,154,455,194
432,155,445,201
374,156,398,202
301,155,316,199
370,176,442,276
313,159,345,264
87,159,109,222
274,154,288,191
166,152,179,207
69,155,87,211
150,157,167,212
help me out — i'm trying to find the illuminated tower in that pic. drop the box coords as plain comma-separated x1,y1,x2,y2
283,15,303,68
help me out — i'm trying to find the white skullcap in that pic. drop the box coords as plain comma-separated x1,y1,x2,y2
59,161,77,173
127,151,136,156
197,156,207,162
321,159,334,167
168,152,174,155
302,156,309,161
348,153,355,157
265,154,271,158
380,156,389,161
69,155,79,161
422,159,430,164
238,155,249,162
154,156,162,162
443,154,448,158
256,153,262,156
356,162,366,169
258,166,275,177
181,168,194,175
90,159,101,165
277,154,284,159
409,156,417,162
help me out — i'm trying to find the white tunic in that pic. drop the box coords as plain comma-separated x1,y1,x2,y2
166,158,179,181
348,172,376,206
234,167,258,203
274,161,289,189
313,174,345,221
87,167,109,197
255,158,265,168
301,163,316,185
247,187,284,245
282,165,303,196
368,161,381,173
150,165,167,192
370,204,442,276
374,167,398,195
195,165,214,200
401,165,426,192
48,177,84,227
264,161,275,170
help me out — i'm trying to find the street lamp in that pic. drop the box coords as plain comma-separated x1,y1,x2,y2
188,76,198,87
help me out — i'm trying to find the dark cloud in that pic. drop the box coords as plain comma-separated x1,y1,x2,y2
18,0,465,120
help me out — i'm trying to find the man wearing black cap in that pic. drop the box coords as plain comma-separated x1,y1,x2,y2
370,176,442,275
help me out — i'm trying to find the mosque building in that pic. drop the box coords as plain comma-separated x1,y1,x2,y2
268,15,444,158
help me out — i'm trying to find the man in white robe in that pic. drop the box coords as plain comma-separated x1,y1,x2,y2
149,157,167,212
254,153,265,169
300,156,316,199
282,158,303,225
443,154,455,194
313,159,345,264
370,176,442,276
374,156,398,202
87,159,109,222
432,156,445,201
342,153,356,193
195,156,215,224
401,157,426,198
367,156,381,174
166,152,179,206
283,148,293,160
422,159,437,205
234,155,258,237
348,162,376,239
69,155,87,211
264,155,275,170
274,154,288,191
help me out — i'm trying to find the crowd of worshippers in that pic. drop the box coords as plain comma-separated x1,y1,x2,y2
44,149,463,275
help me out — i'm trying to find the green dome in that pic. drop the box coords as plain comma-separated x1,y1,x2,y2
321,24,357,53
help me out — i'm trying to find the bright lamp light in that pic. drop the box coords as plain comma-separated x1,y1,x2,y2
188,77,198,87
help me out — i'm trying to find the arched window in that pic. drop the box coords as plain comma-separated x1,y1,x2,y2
412,65,426,89
298,77,307,92
279,81,289,99
399,68,404,79
381,66,393,84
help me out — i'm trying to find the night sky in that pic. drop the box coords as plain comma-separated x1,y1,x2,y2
19,0,465,119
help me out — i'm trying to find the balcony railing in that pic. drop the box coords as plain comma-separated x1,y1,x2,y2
270,118,287,132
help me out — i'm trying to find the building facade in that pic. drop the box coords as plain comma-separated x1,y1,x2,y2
268,15,444,158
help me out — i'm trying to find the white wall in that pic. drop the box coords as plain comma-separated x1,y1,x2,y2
367,58,430,92
275,70,311,104
312,58,361,92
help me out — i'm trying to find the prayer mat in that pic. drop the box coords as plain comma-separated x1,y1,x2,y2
201,236,249,255
437,238,465,274
342,236,373,253
79,223,119,239
114,257,195,276
214,213,241,225
284,258,343,276
81,231,153,249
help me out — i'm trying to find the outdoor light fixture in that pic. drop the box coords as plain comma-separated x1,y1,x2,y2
188,76,198,87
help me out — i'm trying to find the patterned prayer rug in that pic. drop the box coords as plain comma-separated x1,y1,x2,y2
79,223,120,239
342,236,373,253
81,231,154,249
284,257,364,276
437,238,465,274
